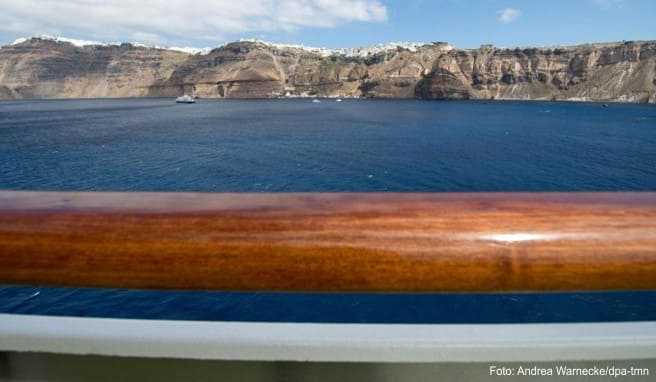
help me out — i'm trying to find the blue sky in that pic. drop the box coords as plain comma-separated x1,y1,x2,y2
297,0,656,48
0,0,654,49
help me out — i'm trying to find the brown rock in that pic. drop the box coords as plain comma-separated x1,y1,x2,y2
1,38,655,103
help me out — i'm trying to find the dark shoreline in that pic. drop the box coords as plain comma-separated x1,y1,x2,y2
1,97,654,105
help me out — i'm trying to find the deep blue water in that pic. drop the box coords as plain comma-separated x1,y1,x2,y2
0,98,655,323
1,98,655,191
1,286,656,324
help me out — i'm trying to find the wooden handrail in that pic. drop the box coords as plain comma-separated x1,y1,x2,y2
0,191,655,292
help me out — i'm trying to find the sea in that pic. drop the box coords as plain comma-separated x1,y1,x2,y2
0,98,655,323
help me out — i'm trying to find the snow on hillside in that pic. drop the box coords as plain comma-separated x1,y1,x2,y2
5,35,451,57
12,35,107,47
129,42,213,55
239,38,443,57
8,35,212,55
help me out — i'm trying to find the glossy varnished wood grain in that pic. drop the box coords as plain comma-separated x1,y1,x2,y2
0,192,655,292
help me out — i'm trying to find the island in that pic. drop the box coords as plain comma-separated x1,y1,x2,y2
0,37,654,103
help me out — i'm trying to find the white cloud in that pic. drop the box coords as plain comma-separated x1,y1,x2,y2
0,0,387,47
497,8,521,24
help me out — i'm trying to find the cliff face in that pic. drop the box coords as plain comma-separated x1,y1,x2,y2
0,39,189,99
1,38,655,103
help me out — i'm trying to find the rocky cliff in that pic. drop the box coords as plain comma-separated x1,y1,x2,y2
1,37,655,103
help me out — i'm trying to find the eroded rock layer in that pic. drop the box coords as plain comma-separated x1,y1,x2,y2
1,38,655,103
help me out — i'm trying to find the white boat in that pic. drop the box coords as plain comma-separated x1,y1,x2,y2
336,98,343,102
176,95,195,104
312,99,321,103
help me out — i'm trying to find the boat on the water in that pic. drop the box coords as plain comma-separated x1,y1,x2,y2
336,98,343,102
176,95,195,104
312,99,321,103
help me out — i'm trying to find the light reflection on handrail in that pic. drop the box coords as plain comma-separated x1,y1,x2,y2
0,191,655,292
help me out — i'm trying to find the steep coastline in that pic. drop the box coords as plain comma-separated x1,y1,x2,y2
1,37,655,103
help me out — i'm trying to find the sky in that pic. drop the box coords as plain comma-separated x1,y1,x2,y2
0,0,654,49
